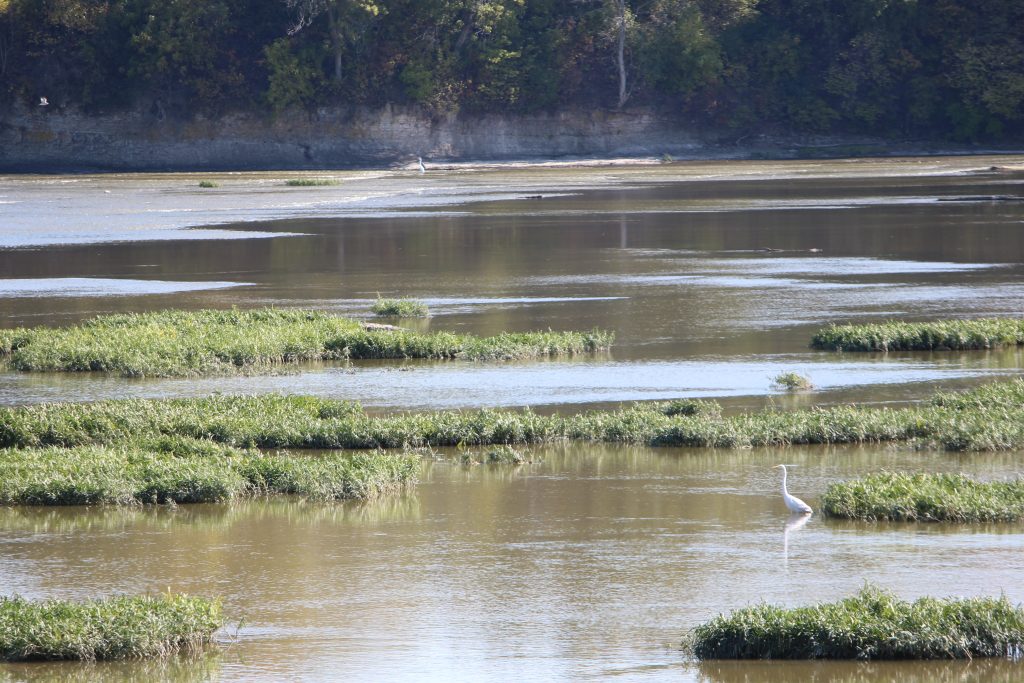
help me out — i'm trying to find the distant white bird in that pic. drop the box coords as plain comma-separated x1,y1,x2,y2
39,97,49,107
418,156,426,173
774,464,812,514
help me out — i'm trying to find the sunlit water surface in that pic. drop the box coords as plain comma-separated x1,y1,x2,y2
2,156,1024,410
1,445,1023,682
1,157,1024,681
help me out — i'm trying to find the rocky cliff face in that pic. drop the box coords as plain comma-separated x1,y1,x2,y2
0,105,713,171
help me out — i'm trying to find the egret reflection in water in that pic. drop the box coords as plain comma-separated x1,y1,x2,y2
783,511,812,567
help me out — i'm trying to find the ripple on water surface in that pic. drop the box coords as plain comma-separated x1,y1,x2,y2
0,278,253,297
0,445,1023,682
0,356,1016,409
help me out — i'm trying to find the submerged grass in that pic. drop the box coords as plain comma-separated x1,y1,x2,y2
0,441,418,505
688,586,1024,660
0,308,612,377
284,178,340,186
823,472,1024,522
811,319,1024,352
460,445,535,465
7,380,1024,453
371,298,429,317
0,594,222,661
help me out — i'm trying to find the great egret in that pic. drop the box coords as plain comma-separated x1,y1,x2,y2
417,156,426,173
774,464,812,514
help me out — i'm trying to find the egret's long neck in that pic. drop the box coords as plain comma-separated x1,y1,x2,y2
780,468,789,496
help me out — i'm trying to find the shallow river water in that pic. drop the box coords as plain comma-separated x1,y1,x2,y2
1,156,1024,681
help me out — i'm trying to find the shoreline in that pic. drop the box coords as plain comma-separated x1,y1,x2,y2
4,149,1024,177
4,104,1023,174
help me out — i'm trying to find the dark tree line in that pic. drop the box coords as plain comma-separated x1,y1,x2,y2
2,0,1022,140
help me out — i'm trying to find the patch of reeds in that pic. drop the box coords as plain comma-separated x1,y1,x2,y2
8,380,1024,453
0,308,613,377
773,372,813,390
658,399,722,418
459,445,534,465
687,586,1024,660
823,472,1024,522
197,180,219,188
371,298,430,317
0,594,222,661
811,319,1024,352
0,441,418,505
284,178,340,186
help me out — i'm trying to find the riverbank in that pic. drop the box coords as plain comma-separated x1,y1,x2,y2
4,104,1019,173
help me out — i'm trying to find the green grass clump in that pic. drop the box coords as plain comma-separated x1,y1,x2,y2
823,472,1024,522
0,594,222,661
197,180,219,188
0,308,613,377
689,586,1024,660
811,319,1024,352
284,178,340,186
773,372,813,390
371,298,430,317
0,442,418,505
658,399,722,418
8,380,1024,453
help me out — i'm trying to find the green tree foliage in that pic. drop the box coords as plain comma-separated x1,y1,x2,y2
264,37,322,111
0,0,1020,141
634,0,722,104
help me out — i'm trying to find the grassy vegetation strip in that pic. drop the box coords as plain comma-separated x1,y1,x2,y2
8,382,1024,453
0,395,714,450
0,308,612,377
688,586,1024,660
371,298,429,317
811,319,1024,352
0,441,418,505
0,594,222,661
823,472,1024,522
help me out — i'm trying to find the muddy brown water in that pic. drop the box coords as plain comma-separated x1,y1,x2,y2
3,158,1024,411
1,157,1024,680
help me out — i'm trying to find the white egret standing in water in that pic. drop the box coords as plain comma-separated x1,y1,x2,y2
418,156,426,173
774,464,812,514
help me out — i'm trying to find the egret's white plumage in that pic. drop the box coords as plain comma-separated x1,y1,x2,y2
774,464,812,514
417,156,426,173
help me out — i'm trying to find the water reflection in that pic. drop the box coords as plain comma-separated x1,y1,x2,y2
0,444,1020,680
0,496,423,537
696,659,1024,683
1,159,1023,680
0,656,221,683
1,355,1017,410
0,278,251,298
782,512,812,567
